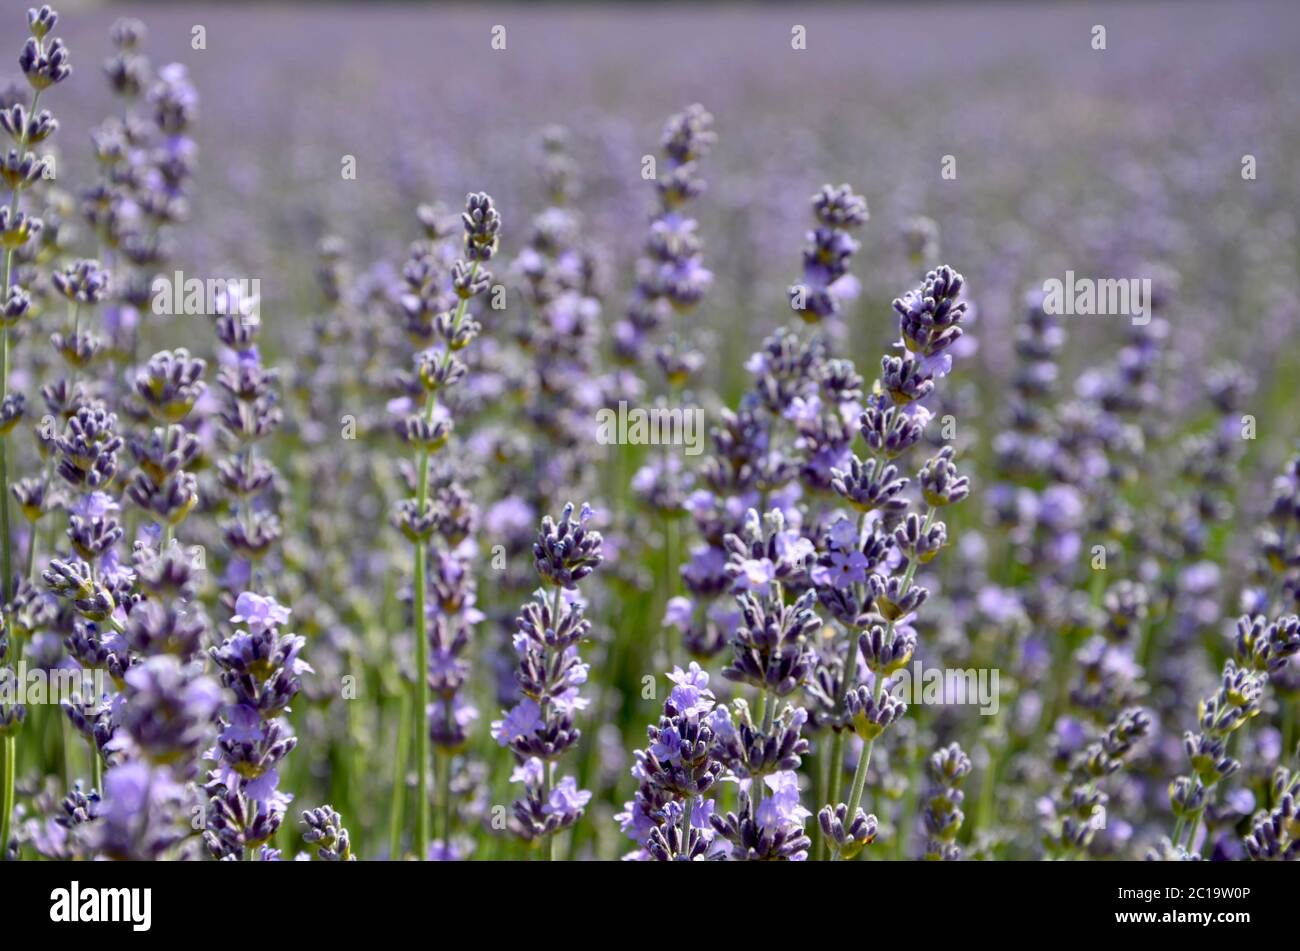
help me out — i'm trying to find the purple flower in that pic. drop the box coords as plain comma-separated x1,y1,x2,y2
492,697,543,747
756,770,810,832
733,557,775,594
814,548,869,589
650,725,683,762
663,596,693,630
543,777,592,821
231,591,291,634
511,757,544,785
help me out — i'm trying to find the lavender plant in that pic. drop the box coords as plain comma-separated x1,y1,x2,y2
494,502,601,858
0,0,1297,869
392,191,498,859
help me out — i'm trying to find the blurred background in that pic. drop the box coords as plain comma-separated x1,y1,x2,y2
5,0,1299,860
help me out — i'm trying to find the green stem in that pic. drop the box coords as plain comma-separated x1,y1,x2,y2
975,742,1000,849
0,734,14,860
412,538,429,859
541,759,554,861
678,793,693,853
388,687,411,860
90,738,102,793
838,672,886,861
435,748,452,851
813,743,830,861
0,432,10,601
826,730,846,809
60,717,74,791
409,263,479,860
661,514,678,664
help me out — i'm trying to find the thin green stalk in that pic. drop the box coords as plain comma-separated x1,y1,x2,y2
974,742,1000,850
824,622,854,817
825,730,845,814
409,263,478,860
388,687,411,860
60,717,74,791
1181,785,1211,853
541,584,565,861
541,759,554,861
0,734,14,860
435,748,452,851
0,432,10,599
837,671,886,861
895,749,920,860
23,512,37,579
812,744,829,861
412,536,430,858
661,514,678,665
679,792,693,850
751,689,771,813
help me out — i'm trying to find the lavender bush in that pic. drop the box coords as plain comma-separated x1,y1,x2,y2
0,2,1298,865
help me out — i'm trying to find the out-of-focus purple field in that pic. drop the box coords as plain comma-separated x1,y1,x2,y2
1,0,1299,865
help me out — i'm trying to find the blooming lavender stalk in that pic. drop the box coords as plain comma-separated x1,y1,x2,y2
820,265,971,858
426,519,482,857
0,6,68,856
787,183,868,326
616,661,725,860
1165,615,1298,856
3,5,69,599
42,379,132,793
493,502,601,858
85,20,198,371
39,517,214,860
204,592,310,859
918,742,970,860
212,290,282,587
1243,754,1300,860
617,105,715,667
1043,707,1151,858
127,349,205,545
394,191,498,859
301,804,355,860
612,103,714,379
713,508,816,859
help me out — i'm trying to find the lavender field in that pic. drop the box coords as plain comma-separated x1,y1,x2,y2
1,0,1299,865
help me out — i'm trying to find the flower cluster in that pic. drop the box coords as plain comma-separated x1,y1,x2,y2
390,191,498,859
787,183,868,324
495,503,601,853
203,592,309,859
213,293,283,589
919,742,971,860
616,662,725,859
1043,707,1151,858
613,103,715,377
